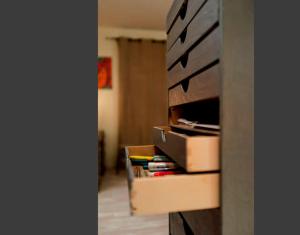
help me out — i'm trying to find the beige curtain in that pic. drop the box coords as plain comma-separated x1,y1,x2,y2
118,38,168,146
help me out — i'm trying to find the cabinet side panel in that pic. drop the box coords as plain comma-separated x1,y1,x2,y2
220,0,254,234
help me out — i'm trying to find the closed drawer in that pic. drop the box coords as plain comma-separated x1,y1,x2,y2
168,27,220,88
166,0,185,32
181,209,221,235
126,145,220,215
167,0,207,51
153,126,219,172
167,0,219,69
169,213,193,235
169,64,220,107
169,213,186,235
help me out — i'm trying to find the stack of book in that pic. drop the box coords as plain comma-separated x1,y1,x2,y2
130,155,183,177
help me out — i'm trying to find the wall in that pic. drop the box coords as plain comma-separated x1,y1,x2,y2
98,26,166,169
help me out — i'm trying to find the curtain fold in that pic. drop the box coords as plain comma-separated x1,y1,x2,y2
118,38,168,146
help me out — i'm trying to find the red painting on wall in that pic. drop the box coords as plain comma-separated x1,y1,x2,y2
98,57,112,89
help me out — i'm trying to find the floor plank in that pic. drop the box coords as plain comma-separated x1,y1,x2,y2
98,170,168,235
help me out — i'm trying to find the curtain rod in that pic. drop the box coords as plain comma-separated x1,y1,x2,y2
105,36,166,42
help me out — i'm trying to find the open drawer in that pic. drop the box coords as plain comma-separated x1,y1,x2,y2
153,126,219,172
126,145,220,215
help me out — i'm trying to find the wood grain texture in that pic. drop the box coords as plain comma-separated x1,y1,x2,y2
169,213,191,235
181,209,221,235
167,0,207,51
125,145,156,157
166,0,253,233
126,145,220,215
168,27,220,88
153,127,187,169
167,0,219,69
220,0,254,234
169,64,220,107
166,0,185,32
153,126,220,172
130,173,220,215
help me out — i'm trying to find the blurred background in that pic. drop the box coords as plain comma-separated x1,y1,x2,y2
98,0,173,234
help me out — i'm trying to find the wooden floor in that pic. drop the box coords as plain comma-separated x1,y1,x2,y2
98,170,168,235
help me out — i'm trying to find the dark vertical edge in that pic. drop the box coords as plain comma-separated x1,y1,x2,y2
169,213,172,235
125,146,135,216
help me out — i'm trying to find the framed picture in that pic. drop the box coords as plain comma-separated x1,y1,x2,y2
98,57,112,89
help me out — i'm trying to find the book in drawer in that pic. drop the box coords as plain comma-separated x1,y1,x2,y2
153,126,219,172
126,145,220,215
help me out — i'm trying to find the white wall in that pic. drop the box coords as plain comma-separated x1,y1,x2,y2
98,26,166,169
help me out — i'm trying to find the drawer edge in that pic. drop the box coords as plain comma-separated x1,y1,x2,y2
186,136,220,172
130,173,220,215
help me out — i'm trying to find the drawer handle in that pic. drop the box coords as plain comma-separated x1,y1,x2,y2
179,0,188,20
181,79,190,93
180,52,189,68
180,28,187,44
160,130,167,143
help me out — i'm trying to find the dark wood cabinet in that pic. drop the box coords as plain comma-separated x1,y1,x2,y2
166,0,253,234
125,0,253,234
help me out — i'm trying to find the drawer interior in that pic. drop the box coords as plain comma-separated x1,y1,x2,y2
126,145,220,215
169,98,220,127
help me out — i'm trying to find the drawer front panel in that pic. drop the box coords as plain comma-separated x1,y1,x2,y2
166,0,185,33
170,213,194,235
169,64,220,107
169,213,186,235
167,0,207,51
168,27,220,88
153,126,220,172
181,209,221,235
167,0,219,69
126,145,220,215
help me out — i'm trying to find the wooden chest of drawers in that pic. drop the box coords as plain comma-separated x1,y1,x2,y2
126,0,253,234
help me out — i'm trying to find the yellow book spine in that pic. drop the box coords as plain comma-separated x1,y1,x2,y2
129,155,153,161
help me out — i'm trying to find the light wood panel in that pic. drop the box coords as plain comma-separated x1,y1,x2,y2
126,145,220,215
